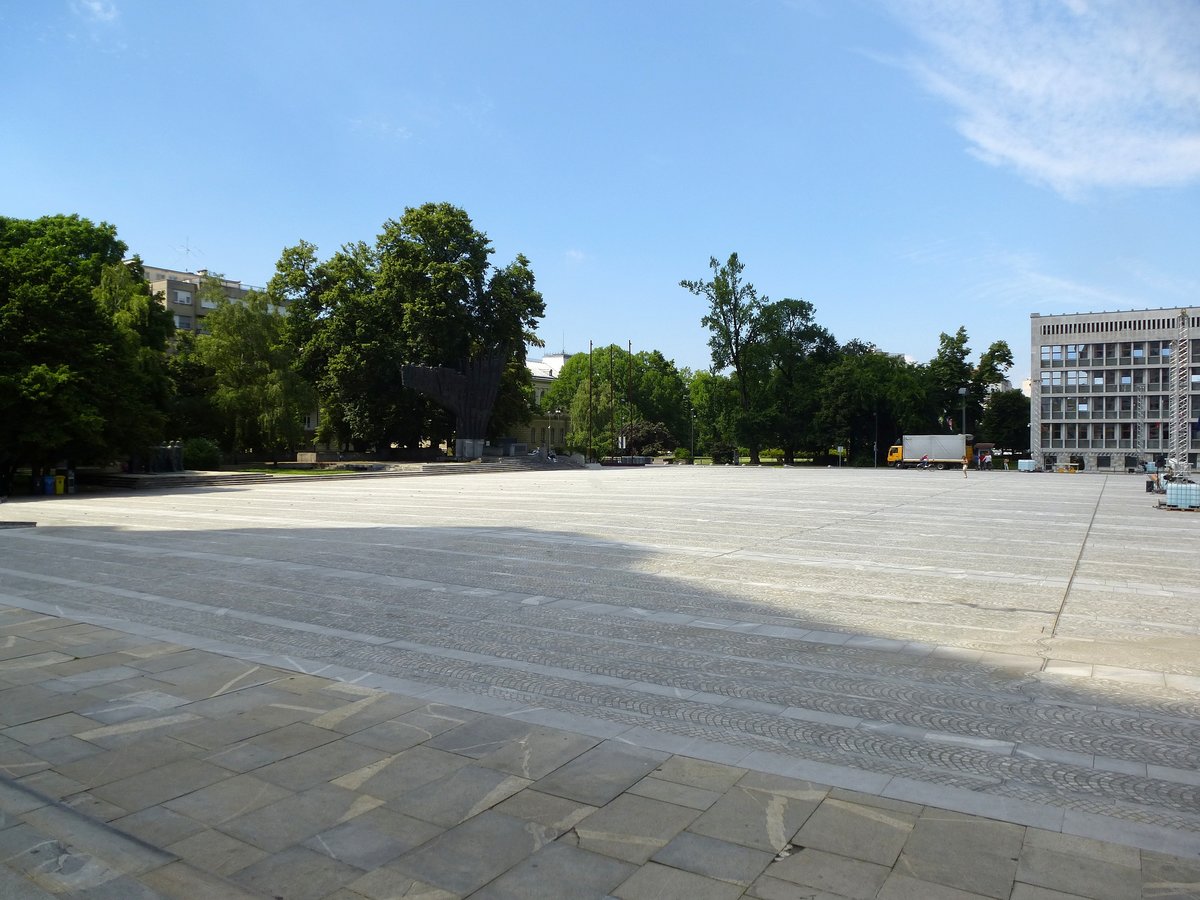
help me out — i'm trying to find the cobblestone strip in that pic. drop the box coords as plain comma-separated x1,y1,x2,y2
10,585,1197,835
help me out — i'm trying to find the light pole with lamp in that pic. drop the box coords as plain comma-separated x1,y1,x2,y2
549,408,561,457
958,386,968,464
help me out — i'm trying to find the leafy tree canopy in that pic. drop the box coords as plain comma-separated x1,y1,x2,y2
273,203,545,454
196,278,314,458
0,214,174,486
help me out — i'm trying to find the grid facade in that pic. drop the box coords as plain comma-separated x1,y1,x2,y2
1031,308,1197,471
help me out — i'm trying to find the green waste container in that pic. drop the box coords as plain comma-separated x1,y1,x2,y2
55,475,66,495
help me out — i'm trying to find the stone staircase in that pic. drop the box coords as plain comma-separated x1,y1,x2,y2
77,457,567,491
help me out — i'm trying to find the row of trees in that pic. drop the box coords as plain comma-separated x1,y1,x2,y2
0,207,546,489
540,254,1028,464
1,214,1027,489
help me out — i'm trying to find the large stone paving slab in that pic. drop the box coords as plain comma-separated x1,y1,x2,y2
1,605,1199,899
2,467,1200,862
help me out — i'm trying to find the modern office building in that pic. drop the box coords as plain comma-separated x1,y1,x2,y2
1030,308,1196,472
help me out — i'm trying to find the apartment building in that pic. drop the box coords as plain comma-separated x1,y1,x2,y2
142,265,262,335
1030,308,1196,471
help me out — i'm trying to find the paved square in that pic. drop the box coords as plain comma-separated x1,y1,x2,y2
2,466,1199,898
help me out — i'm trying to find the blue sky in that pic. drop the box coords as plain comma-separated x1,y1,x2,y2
4,1,1198,385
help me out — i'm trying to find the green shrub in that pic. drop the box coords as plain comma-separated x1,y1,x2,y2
183,437,222,470
711,442,738,465
673,447,692,462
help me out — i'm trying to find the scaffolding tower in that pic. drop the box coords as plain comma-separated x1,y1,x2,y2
1032,376,1041,468
1030,378,1041,469
1134,382,1147,460
1170,308,1191,477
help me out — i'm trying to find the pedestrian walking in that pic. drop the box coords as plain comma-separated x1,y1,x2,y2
962,454,969,478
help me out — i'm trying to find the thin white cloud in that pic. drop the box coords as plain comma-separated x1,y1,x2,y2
885,0,1200,194
73,0,119,23
348,117,412,142
968,250,1134,310
564,249,587,264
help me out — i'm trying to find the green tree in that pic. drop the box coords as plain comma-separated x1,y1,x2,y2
681,253,766,464
926,326,974,432
979,389,1030,451
94,257,176,466
542,345,687,457
925,329,1014,436
686,370,739,458
196,278,314,459
757,298,837,464
0,214,173,491
165,331,223,441
816,343,926,465
274,204,545,455
974,340,1014,388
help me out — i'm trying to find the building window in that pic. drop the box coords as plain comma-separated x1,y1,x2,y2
174,315,191,329
174,290,193,305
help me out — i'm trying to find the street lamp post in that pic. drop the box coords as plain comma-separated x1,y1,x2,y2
958,387,968,467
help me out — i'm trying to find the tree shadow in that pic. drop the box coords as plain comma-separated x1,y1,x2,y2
1,507,1198,855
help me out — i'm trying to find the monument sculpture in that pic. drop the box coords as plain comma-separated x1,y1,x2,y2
401,346,509,460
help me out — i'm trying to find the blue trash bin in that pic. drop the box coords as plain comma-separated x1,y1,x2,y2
43,475,56,495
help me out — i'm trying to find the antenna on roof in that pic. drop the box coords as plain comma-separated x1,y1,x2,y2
172,237,204,271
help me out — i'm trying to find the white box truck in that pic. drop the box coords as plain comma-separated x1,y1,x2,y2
887,434,969,469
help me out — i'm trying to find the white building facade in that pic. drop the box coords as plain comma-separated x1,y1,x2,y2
1030,308,1197,472
525,353,571,452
